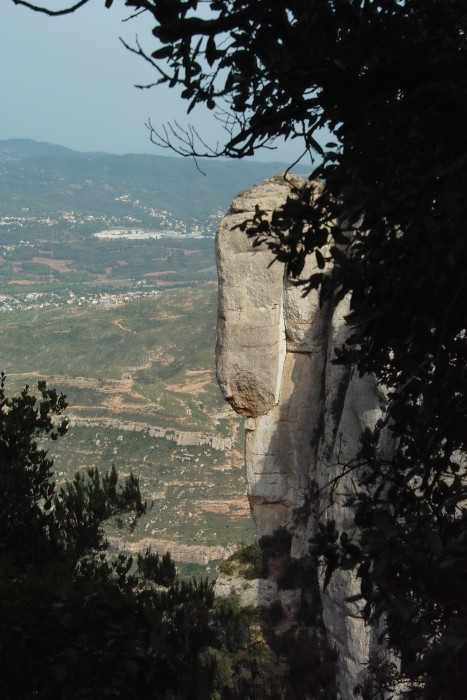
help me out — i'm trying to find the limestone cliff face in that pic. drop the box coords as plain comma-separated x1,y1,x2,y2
216,178,392,698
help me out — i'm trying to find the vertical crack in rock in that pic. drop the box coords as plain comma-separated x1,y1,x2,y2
215,178,394,698
274,272,287,405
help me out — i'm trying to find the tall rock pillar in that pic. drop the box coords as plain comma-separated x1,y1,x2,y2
216,178,390,697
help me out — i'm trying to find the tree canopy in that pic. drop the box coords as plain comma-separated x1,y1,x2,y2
1,375,311,699
10,0,467,697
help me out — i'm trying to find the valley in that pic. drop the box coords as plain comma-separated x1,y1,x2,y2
0,139,307,571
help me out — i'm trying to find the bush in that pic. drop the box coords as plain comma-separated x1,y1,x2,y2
219,542,265,580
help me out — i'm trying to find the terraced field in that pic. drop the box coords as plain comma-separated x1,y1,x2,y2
0,279,255,567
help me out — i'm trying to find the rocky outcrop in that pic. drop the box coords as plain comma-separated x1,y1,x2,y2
216,178,392,698
67,414,231,451
214,575,279,608
108,536,235,565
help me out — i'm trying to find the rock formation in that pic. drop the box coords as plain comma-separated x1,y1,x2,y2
216,178,393,697
67,414,231,451
108,536,234,565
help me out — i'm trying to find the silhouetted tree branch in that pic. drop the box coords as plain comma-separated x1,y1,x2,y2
12,0,92,16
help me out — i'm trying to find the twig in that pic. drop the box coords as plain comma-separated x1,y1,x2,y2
13,0,91,16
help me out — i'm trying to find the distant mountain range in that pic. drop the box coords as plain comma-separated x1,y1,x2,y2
0,138,82,161
0,139,309,223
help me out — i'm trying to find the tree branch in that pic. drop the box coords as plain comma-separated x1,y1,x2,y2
12,0,92,16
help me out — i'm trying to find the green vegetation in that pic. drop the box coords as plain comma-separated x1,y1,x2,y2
0,376,334,699
219,542,264,580
176,561,217,582
137,548,177,587
0,376,224,698
0,283,255,551
0,287,218,400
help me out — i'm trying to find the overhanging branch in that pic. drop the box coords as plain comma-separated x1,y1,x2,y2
12,0,92,16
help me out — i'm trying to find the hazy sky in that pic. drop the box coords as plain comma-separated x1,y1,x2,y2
1,1,315,164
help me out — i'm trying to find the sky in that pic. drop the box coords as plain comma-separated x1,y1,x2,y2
0,1,315,165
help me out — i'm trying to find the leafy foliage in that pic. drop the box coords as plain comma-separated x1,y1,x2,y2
0,372,68,565
137,547,177,586
0,376,315,699
219,542,265,579
0,376,212,698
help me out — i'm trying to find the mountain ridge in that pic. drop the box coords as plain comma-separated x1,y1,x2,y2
0,138,309,223
0,137,309,169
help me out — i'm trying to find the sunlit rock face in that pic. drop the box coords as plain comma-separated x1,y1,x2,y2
216,178,392,698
